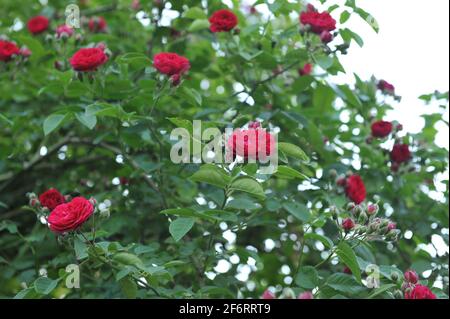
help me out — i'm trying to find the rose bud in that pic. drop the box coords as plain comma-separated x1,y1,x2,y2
357,212,368,224
336,177,347,187
404,270,419,284
281,288,296,299
367,203,379,215
329,169,337,178
320,30,333,43
343,266,352,274
394,290,404,299
342,218,355,232
346,202,355,211
20,47,32,58
298,291,314,299
387,222,396,231
261,289,276,299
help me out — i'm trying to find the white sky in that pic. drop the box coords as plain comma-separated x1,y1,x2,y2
328,0,449,149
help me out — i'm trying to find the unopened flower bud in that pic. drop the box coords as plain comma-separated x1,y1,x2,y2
320,30,333,43
261,289,276,299
99,208,110,218
281,288,296,299
358,212,368,224
346,170,353,177
347,202,355,211
342,218,355,232
298,291,314,299
329,169,337,179
394,290,404,299
391,272,399,282
404,270,419,284
367,203,379,215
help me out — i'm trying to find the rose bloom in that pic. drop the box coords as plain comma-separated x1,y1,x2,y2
47,197,94,233
345,174,366,204
300,10,336,34
27,16,49,35
377,80,395,94
371,120,393,138
404,284,436,299
209,9,238,32
88,16,107,33
56,24,74,38
39,188,66,211
390,144,411,164
227,128,276,161
153,52,190,76
298,63,313,76
0,40,20,62
69,47,108,72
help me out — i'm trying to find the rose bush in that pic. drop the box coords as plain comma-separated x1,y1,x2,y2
0,0,448,300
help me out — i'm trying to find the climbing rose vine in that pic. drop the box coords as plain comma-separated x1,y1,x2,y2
0,0,447,301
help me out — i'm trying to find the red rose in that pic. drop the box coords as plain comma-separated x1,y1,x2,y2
390,144,411,164
404,284,436,299
209,9,238,33
47,197,94,233
56,24,74,38
298,63,313,76
0,40,20,62
300,10,336,34
88,16,107,33
227,128,276,161
371,120,393,138
69,47,108,72
377,80,395,94
320,30,333,43
153,52,190,76
39,188,66,211
345,174,366,204
342,218,355,232
261,289,276,299
27,16,49,35
298,291,314,299
404,270,419,284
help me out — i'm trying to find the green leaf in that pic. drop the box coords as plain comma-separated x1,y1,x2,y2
275,165,308,180
295,266,319,289
169,217,195,242
228,176,266,200
113,252,144,267
278,142,309,162
313,84,336,112
188,19,210,32
43,114,66,135
368,284,396,299
74,236,88,260
283,202,310,222
190,164,230,189
75,112,97,130
336,242,362,283
34,277,58,295
0,113,13,126
183,7,207,19
304,233,334,249
340,10,351,24
181,87,202,106
326,273,366,295
160,208,198,218
119,278,138,299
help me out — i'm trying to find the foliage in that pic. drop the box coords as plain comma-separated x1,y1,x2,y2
0,0,448,299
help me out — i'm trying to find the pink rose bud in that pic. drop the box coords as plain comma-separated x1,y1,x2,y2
396,124,403,131
404,270,418,284
89,197,97,206
320,30,333,43
342,218,355,232
170,73,181,87
261,289,276,299
387,222,396,231
20,47,32,57
336,177,346,187
131,0,140,10
298,291,314,299
367,203,379,215
56,24,74,38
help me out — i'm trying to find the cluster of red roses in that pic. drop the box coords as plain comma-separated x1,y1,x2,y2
27,15,107,36
28,189,95,234
370,119,412,172
0,39,31,62
402,270,436,299
300,4,336,44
